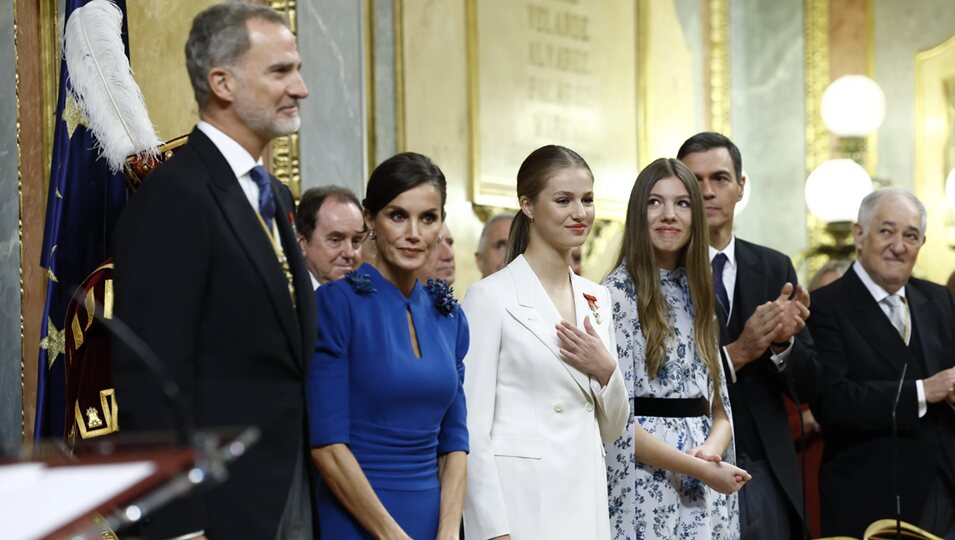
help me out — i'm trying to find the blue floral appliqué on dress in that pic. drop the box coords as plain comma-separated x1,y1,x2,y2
602,264,739,540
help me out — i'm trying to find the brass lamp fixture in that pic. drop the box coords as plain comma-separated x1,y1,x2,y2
804,75,885,259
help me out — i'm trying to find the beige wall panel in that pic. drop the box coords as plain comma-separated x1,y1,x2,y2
914,35,955,284
401,0,483,296
127,0,219,141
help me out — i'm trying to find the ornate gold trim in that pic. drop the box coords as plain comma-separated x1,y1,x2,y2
802,0,832,279
804,0,830,174
74,388,119,439
40,0,57,182
708,0,731,136
14,0,24,444
393,0,405,153
268,1,302,199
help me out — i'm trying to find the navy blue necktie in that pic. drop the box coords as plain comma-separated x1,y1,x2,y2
711,252,731,316
249,165,275,232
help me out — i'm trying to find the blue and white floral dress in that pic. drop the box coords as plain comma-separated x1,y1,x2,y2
602,264,739,540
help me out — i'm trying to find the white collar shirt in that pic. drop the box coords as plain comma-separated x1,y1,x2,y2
197,121,264,213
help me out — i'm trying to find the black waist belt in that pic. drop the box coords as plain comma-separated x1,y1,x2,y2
634,397,709,418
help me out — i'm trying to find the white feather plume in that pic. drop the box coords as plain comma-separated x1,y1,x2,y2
64,0,160,172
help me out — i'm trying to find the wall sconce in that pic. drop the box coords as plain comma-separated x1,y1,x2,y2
804,75,885,258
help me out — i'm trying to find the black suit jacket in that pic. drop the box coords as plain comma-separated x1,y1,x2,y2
809,269,955,537
111,127,317,539
719,238,817,535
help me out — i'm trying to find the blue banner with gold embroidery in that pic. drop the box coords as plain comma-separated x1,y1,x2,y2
35,0,129,441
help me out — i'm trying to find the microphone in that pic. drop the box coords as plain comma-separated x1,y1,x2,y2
891,363,908,540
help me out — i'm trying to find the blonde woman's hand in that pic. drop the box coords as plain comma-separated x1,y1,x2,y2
687,442,723,463
556,317,617,386
699,461,751,494
698,459,751,494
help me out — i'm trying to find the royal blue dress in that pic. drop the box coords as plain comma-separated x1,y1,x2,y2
307,263,469,539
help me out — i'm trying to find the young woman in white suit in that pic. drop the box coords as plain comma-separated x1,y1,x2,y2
462,145,630,540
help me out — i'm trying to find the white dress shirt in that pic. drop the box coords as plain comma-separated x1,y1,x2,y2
197,121,263,213
851,261,927,417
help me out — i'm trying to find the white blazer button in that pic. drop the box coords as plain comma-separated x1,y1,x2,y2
585,402,594,412
553,403,564,413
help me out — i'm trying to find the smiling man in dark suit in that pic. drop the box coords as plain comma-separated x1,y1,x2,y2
111,4,315,539
809,188,955,538
678,132,817,539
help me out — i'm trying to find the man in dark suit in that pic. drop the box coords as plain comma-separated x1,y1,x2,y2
678,133,817,539
809,188,955,538
111,4,315,539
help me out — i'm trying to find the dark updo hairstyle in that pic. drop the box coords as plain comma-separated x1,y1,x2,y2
505,145,593,263
363,152,447,219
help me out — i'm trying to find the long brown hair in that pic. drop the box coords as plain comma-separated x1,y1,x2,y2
616,158,720,389
506,145,592,264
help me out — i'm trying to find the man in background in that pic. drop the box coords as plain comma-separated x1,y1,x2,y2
111,4,315,538
296,185,365,289
474,212,513,278
809,188,955,537
419,223,456,285
678,132,817,540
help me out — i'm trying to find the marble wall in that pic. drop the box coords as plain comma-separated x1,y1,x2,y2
873,0,955,190
0,1,23,455
298,0,368,197
730,0,807,258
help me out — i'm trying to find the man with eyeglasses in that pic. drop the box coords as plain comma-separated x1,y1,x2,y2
296,186,365,289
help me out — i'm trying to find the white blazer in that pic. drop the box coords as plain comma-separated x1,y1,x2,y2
462,255,629,540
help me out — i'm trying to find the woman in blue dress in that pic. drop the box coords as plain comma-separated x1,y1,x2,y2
308,152,468,539
603,158,750,539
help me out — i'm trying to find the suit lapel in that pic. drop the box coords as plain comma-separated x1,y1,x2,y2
505,256,593,394
906,283,938,376
732,240,764,325
844,270,914,376
192,129,301,366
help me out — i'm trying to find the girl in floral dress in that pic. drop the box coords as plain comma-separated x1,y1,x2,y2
603,158,751,540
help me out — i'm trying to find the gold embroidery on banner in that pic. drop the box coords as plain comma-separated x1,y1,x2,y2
85,407,103,428
71,312,84,350
83,287,95,330
39,317,65,367
103,279,114,319
62,92,89,139
75,388,119,439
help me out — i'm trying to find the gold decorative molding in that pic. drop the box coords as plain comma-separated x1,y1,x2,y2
40,0,57,181
14,0,24,444
708,0,730,136
804,0,830,174
268,1,302,199
393,0,406,153
802,0,833,279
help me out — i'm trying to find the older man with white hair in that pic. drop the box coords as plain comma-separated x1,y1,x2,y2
809,187,955,538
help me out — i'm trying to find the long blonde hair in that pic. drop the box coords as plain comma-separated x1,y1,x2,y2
616,158,720,389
